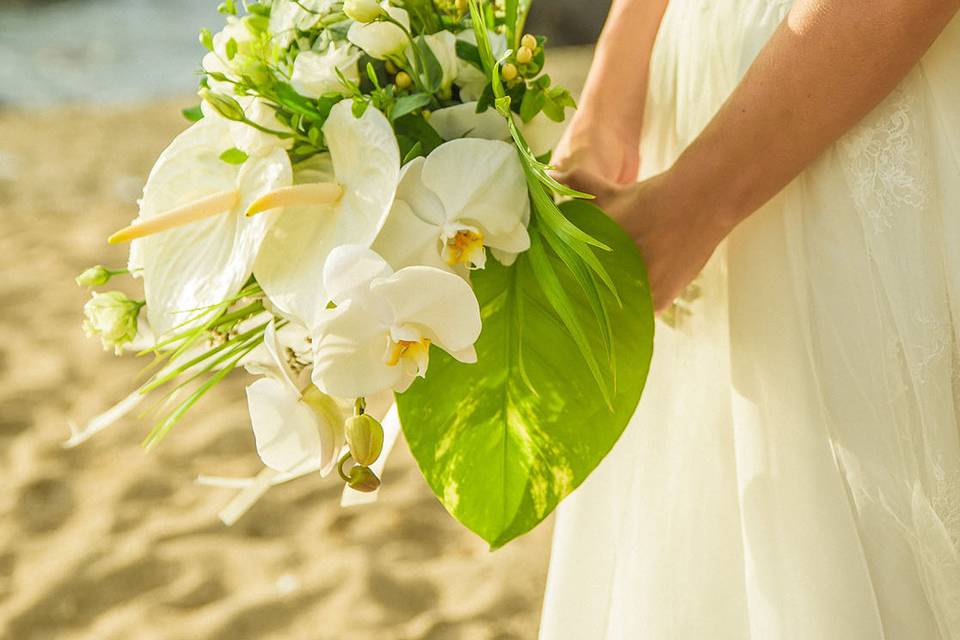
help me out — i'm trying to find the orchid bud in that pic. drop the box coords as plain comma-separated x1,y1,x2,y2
395,71,412,90
520,34,538,51
501,63,518,82
83,291,143,355
199,89,246,122
344,0,382,23
75,265,113,287
516,46,533,65
455,0,467,13
345,414,384,466
348,466,381,493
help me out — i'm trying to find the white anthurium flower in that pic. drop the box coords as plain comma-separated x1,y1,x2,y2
252,101,400,328
201,95,293,157
269,0,338,48
347,2,410,60
311,245,482,398
426,101,510,142
245,320,348,475
202,17,257,93
384,138,531,271
455,29,508,101
291,41,362,98
109,117,293,337
412,30,458,91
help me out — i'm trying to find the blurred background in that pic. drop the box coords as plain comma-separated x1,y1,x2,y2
0,1,608,639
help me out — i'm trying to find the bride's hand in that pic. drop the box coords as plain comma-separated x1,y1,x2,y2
549,109,641,193
577,171,733,313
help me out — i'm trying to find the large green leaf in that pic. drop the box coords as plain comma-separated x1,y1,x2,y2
397,201,655,548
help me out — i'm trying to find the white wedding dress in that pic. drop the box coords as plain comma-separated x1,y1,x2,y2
540,2,960,638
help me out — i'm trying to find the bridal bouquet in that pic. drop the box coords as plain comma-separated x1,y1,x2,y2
73,0,654,548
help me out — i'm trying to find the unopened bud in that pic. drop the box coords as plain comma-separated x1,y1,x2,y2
520,34,538,51
75,265,113,287
200,88,246,121
344,0,382,23
345,414,384,466
516,46,534,65
501,63,518,82
455,0,467,13
395,71,412,90
348,466,381,493
385,59,398,75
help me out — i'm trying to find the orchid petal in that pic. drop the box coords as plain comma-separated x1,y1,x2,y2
373,200,449,272
322,244,393,305
311,301,404,398
395,157,445,226
371,266,481,354
247,378,323,473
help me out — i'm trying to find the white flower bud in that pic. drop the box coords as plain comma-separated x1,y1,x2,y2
83,291,143,355
344,0,382,23
75,265,113,287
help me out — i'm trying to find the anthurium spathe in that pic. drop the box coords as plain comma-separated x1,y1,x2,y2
245,321,347,475
380,138,530,272
252,101,400,327
113,117,293,336
311,245,482,398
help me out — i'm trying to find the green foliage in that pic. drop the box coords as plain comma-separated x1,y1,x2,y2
398,202,655,548
219,147,249,165
181,104,204,122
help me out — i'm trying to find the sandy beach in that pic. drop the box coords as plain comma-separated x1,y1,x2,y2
0,50,591,640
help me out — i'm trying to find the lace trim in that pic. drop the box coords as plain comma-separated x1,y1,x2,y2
839,88,930,234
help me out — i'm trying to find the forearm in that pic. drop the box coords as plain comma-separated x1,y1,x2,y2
667,0,959,231
576,0,670,140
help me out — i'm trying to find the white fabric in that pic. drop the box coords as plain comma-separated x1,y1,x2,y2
540,3,960,639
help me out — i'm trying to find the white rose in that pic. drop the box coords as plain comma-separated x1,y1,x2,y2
202,17,258,93
344,0,382,23
269,0,338,47
347,2,410,60
292,42,362,98
454,29,507,101
83,291,143,355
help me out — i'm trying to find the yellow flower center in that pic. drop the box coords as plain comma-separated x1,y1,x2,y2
444,229,484,266
385,338,431,367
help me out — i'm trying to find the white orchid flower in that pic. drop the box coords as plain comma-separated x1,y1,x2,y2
426,101,510,142
201,95,293,157
245,321,347,475
455,29,508,101
202,17,258,94
252,101,400,327
269,0,337,47
379,138,530,272
311,245,482,398
109,117,293,336
292,41,362,99
347,2,410,60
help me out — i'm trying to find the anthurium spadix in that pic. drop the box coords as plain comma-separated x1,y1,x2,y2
252,101,400,327
375,138,530,273
111,117,294,336
245,321,347,475
311,245,482,398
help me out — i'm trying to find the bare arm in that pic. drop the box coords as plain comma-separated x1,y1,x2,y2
550,0,670,185
593,0,959,311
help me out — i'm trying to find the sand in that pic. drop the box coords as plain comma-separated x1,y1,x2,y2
0,50,592,640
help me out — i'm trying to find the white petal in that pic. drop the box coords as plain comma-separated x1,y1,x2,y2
373,200,449,272
395,157,445,226
254,102,399,326
311,301,402,398
133,122,291,336
371,266,481,354
292,43,361,99
322,244,393,305
426,102,510,142
247,378,322,473
347,4,410,59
